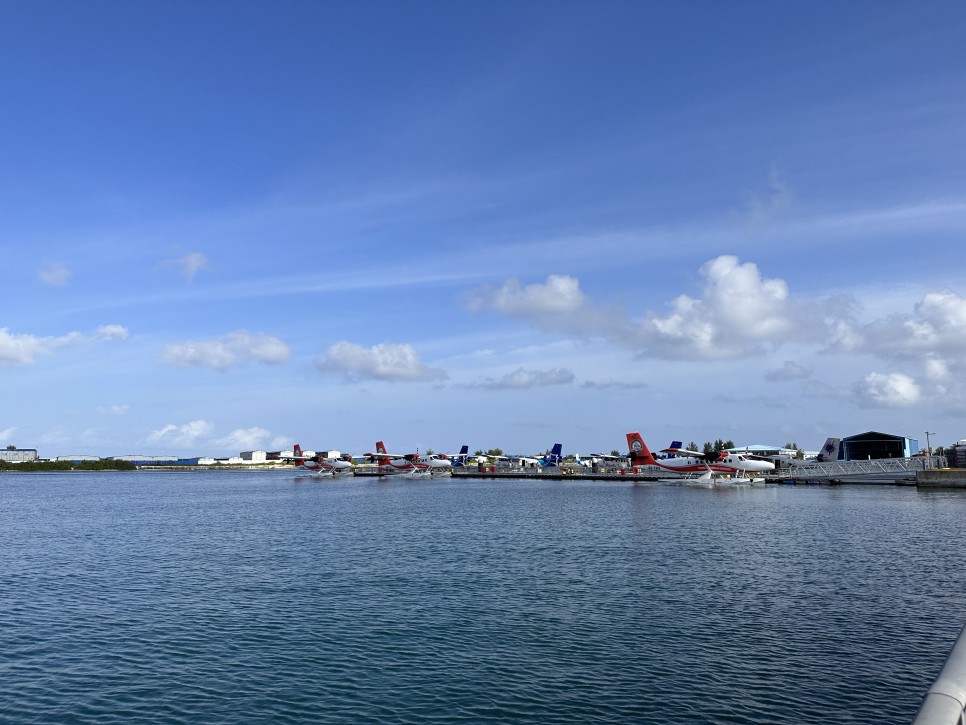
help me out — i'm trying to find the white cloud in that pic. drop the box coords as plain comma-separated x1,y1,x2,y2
0,328,58,366
215,427,272,451
742,169,794,228
270,435,290,450
765,360,812,382
853,372,921,408
466,274,625,340
175,252,208,281
924,357,950,382
469,275,587,315
477,367,575,389
38,262,72,287
644,256,800,358
97,325,129,340
147,420,215,447
162,330,290,371
581,379,648,389
0,426,16,443
0,326,123,367
317,341,447,382
97,404,129,415
469,257,838,360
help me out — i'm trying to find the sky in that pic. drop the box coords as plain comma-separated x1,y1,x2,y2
2,0,965,458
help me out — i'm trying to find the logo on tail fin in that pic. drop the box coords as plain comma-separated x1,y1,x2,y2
626,432,657,466
817,437,841,462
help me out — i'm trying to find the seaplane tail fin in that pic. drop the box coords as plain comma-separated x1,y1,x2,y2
817,437,842,462
548,443,563,464
458,445,469,456
626,432,658,466
375,441,390,465
293,444,306,467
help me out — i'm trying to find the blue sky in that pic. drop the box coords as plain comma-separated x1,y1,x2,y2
2,1,965,458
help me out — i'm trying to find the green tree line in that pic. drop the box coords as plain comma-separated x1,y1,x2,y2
0,459,137,472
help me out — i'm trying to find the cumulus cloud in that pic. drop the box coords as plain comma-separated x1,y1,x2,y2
826,290,966,361
469,257,839,360
0,426,16,443
476,367,575,389
467,274,627,339
38,262,72,287
0,326,123,367
147,420,215,447
467,257,966,412
215,427,272,450
643,256,802,358
765,360,812,382
175,252,208,281
162,330,290,371
468,275,587,315
97,325,129,340
853,372,921,408
317,341,447,382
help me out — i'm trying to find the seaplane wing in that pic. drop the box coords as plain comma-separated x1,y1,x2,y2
660,447,706,457
659,440,709,457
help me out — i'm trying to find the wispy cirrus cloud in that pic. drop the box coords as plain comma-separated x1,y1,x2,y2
317,341,447,382
161,330,290,371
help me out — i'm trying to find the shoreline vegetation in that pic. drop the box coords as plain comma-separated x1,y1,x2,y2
0,460,138,472
0,461,298,473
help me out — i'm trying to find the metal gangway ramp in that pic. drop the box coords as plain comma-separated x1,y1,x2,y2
777,456,946,482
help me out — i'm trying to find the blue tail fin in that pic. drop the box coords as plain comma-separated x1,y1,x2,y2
542,443,563,466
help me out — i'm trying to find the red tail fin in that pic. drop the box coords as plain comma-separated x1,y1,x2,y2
293,444,306,468
375,441,390,465
626,432,658,466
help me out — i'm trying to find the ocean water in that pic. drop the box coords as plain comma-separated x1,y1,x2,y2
1,472,964,724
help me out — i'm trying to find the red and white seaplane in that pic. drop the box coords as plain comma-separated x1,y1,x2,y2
625,432,774,480
365,441,453,477
290,444,354,477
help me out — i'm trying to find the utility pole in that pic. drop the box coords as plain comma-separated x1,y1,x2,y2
925,431,935,469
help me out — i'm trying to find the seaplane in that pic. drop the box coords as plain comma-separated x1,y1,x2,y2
442,445,471,467
517,443,564,468
365,441,453,477
290,444,354,477
625,433,775,479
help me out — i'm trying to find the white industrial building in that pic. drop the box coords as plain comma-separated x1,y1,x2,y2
1,447,39,463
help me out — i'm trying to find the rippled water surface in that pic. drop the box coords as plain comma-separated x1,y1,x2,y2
2,472,965,723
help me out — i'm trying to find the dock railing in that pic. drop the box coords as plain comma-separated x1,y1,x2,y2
780,456,946,481
914,624,966,725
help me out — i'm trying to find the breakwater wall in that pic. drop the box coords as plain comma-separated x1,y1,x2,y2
917,470,966,489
